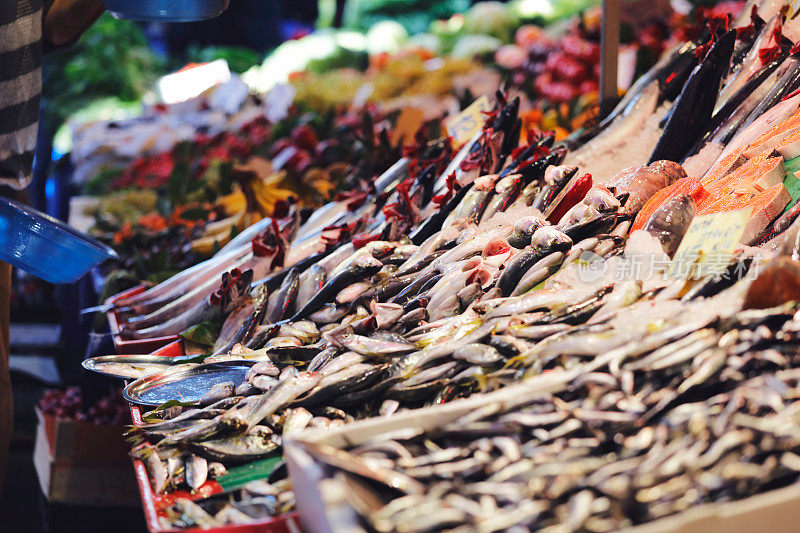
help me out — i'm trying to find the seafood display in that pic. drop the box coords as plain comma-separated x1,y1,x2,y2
299,300,800,531
74,1,800,530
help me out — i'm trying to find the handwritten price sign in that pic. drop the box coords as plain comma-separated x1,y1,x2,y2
667,208,751,279
446,95,491,147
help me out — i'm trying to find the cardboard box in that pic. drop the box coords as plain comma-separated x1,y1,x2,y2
33,423,140,506
35,407,131,466
285,370,800,533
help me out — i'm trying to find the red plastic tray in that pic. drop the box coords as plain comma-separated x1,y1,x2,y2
127,342,301,532
107,285,180,355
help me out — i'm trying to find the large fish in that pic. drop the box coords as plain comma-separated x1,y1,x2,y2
642,193,697,256
607,160,688,215
649,29,737,163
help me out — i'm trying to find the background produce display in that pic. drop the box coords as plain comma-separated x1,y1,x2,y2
72,0,694,297
38,387,130,427
66,0,705,288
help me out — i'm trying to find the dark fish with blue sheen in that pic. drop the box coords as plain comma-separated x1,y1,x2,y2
685,52,789,159
390,271,442,305
506,216,548,249
265,268,300,324
649,29,737,163
530,166,578,214
497,227,572,296
410,182,473,245
289,256,383,321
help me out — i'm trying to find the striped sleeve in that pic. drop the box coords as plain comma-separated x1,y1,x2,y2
0,1,42,190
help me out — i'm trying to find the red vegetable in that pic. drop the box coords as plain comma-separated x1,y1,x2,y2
549,54,588,84
38,387,130,426
291,124,318,151
285,149,312,175
268,138,293,158
579,80,599,94
561,35,600,64
535,73,577,103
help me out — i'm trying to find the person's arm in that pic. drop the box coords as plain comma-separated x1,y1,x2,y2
43,0,104,48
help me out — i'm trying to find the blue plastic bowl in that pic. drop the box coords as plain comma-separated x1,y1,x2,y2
0,197,117,284
105,0,230,21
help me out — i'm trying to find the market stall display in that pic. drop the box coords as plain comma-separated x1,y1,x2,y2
59,0,800,531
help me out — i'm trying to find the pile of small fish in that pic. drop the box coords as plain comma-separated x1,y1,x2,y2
111,1,800,528
302,301,800,532
125,93,645,527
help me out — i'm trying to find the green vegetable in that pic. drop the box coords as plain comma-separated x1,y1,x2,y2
450,34,503,59
217,456,282,492
184,45,263,75
305,43,369,73
782,172,800,216
405,32,442,53
42,14,164,132
180,321,222,347
366,20,409,55
512,0,598,25
344,0,470,34
463,2,518,43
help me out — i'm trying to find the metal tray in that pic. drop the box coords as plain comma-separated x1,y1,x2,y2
123,361,254,406
82,354,194,380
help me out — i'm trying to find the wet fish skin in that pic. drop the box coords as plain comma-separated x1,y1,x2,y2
643,193,696,256
409,183,475,245
497,227,572,296
265,268,300,323
453,344,504,365
185,454,208,490
301,364,388,407
649,29,737,163
561,212,620,242
530,165,578,213
510,251,566,297
190,433,279,464
390,271,442,305
199,382,235,407
295,264,327,311
323,326,415,357
289,255,383,321
506,216,547,249
306,347,339,373
235,371,322,429
170,498,222,528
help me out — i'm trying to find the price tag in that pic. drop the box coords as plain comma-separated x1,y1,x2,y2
667,208,751,279
446,95,491,148
391,107,425,147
